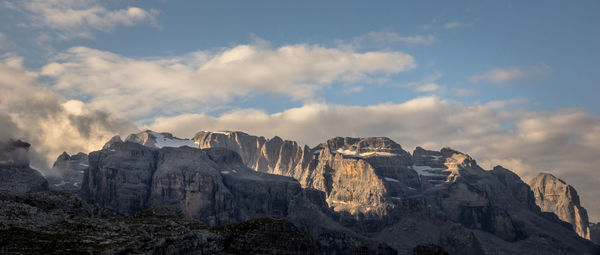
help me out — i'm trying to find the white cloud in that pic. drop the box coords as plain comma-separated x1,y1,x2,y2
14,0,158,39
347,31,436,48
469,67,526,84
147,97,600,222
41,44,416,118
443,22,467,30
451,88,477,97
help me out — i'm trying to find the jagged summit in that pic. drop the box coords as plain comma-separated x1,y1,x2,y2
316,136,409,158
103,130,198,149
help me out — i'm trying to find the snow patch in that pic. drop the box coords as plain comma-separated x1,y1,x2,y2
149,131,197,148
384,177,400,183
334,148,400,158
220,171,231,174
411,165,446,176
334,149,362,158
430,155,443,160
360,151,400,157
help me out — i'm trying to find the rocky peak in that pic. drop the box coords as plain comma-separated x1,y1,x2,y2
49,151,89,192
0,139,48,193
0,139,31,167
124,130,197,149
54,151,71,164
321,137,409,157
102,135,123,149
528,172,591,240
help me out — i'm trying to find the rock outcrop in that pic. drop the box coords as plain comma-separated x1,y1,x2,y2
528,173,592,240
0,140,48,194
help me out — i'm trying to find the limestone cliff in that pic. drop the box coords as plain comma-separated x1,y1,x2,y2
528,172,592,240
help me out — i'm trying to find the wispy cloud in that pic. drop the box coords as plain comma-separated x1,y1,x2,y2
347,31,436,49
402,73,443,93
10,0,158,40
443,21,468,30
469,65,550,85
470,67,526,84
451,88,477,97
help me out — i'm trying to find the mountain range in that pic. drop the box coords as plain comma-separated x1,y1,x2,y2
1,130,599,254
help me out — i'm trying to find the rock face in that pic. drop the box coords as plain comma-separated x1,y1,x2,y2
193,132,532,241
47,152,88,192
194,132,421,219
84,141,320,227
528,173,591,240
0,140,48,194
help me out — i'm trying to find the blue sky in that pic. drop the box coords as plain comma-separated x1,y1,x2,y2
2,0,600,115
1,0,600,221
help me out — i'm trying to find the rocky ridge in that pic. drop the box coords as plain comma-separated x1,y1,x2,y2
113,130,600,254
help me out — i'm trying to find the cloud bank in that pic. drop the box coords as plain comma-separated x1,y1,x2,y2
41,44,415,119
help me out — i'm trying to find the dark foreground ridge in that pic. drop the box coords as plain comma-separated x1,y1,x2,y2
0,190,321,254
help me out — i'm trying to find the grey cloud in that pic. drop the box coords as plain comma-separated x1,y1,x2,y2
0,62,138,174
